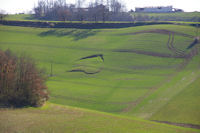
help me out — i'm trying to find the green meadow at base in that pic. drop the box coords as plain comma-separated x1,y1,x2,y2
0,103,199,133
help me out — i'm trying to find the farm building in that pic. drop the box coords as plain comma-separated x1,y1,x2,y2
135,6,173,13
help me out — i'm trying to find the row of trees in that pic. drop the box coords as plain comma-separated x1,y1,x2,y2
0,49,49,107
33,0,133,21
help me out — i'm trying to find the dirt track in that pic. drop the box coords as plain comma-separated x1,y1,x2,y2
167,33,186,56
152,120,200,129
68,67,103,75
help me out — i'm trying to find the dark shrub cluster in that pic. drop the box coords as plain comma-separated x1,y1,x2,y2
0,49,49,107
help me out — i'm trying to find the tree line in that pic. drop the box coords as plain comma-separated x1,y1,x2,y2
33,0,133,22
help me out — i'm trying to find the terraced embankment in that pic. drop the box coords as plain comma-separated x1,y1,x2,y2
0,20,173,29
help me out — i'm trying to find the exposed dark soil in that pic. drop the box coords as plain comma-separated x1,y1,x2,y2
152,120,200,129
79,54,104,62
187,38,199,49
68,69,102,74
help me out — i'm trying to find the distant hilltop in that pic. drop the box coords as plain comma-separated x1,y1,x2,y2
135,6,183,13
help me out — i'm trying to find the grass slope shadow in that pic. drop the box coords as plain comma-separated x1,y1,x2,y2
68,54,104,74
38,29,99,41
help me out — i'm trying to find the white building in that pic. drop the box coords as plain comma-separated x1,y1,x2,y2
135,6,173,13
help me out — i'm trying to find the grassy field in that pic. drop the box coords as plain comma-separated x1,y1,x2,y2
4,14,36,21
132,12,200,22
123,52,200,120
0,24,200,132
132,12,200,18
151,76,200,125
0,103,199,133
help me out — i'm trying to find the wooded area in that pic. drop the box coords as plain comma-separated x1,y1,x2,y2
33,0,133,21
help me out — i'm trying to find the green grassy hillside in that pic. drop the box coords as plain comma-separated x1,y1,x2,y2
4,14,35,21
0,24,200,132
0,103,199,133
151,75,200,125
123,52,200,121
132,12,200,22
133,12,200,18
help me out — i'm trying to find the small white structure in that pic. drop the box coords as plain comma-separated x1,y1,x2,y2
135,6,173,13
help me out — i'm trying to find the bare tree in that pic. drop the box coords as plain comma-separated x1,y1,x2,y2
110,0,123,13
195,24,199,37
0,10,7,20
76,0,86,21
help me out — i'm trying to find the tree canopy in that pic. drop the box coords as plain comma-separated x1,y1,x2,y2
0,49,49,107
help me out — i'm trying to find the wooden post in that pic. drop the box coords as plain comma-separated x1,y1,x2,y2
50,61,53,77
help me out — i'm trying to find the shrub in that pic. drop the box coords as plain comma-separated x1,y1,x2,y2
0,49,49,107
